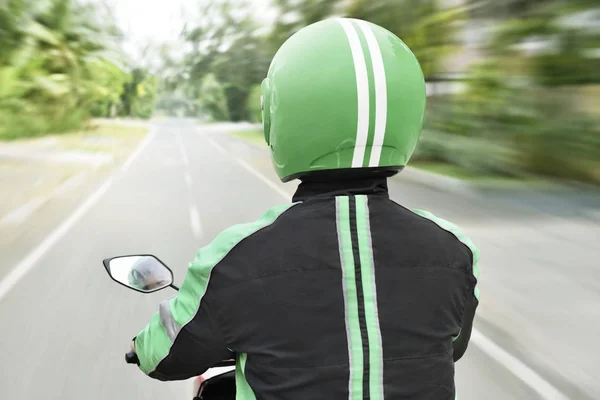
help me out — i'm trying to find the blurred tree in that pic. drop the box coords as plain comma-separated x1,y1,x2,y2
198,73,230,121
156,91,199,117
120,68,158,119
182,0,270,121
87,59,128,117
345,0,465,77
0,0,151,138
466,0,597,20
247,84,263,123
0,0,31,66
418,0,600,183
467,0,599,86
268,0,341,54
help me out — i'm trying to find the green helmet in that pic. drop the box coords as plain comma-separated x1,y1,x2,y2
261,18,426,182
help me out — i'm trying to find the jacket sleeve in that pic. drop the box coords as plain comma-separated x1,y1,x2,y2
133,203,294,381
132,239,234,380
452,233,480,362
410,209,480,363
452,293,478,362
134,296,232,381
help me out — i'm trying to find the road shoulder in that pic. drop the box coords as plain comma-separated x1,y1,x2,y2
0,121,151,281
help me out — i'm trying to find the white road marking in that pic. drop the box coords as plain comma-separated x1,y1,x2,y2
0,178,113,302
0,126,158,302
0,198,47,226
176,133,190,166
53,171,88,196
205,137,228,156
0,171,88,227
189,204,202,239
205,133,570,400
121,126,157,172
236,159,292,201
185,171,193,188
470,329,569,400
204,136,291,201
178,133,201,240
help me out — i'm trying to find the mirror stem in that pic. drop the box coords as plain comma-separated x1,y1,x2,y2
170,283,180,291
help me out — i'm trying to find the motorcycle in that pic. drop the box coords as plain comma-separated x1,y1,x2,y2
102,254,236,400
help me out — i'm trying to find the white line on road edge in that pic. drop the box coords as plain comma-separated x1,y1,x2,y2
470,329,569,400
189,204,202,239
0,178,113,302
205,137,228,156
236,159,291,201
205,137,291,201
53,171,88,196
0,172,89,226
0,197,47,226
0,127,158,302
204,134,570,400
121,126,157,172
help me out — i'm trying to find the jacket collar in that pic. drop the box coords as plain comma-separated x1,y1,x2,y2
292,176,390,202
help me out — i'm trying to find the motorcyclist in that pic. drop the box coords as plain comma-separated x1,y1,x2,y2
127,256,171,292
130,18,479,400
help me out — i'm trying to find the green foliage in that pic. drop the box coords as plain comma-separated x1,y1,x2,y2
0,0,158,139
0,0,31,65
119,68,158,119
345,0,464,77
268,0,340,54
87,59,128,117
416,0,600,183
170,0,464,120
484,0,600,87
182,0,270,121
531,29,600,86
247,84,263,123
198,73,230,121
418,65,600,183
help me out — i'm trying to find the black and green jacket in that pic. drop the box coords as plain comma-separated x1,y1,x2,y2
134,177,480,400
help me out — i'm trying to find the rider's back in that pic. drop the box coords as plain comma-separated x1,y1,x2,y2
204,178,477,400
130,19,480,399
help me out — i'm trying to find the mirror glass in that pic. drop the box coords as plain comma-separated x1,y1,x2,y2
106,255,173,293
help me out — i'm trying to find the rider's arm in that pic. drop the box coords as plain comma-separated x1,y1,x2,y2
132,204,292,381
410,209,480,363
132,253,232,381
452,229,480,363
452,293,478,362
133,296,231,381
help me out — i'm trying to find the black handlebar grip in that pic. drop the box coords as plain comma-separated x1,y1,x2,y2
125,351,140,366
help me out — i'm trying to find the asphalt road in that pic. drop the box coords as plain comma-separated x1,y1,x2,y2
1,119,598,399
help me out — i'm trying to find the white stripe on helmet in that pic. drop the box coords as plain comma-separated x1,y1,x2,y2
338,18,370,168
358,20,388,167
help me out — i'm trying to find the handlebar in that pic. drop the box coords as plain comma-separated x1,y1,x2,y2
125,351,232,368
125,351,140,365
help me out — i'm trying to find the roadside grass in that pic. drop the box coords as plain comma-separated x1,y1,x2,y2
0,122,149,221
409,161,553,187
56,123,148,156
230,130,266,148
0,160,82,216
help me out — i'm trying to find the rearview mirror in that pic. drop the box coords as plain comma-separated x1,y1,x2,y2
103,255,174,293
